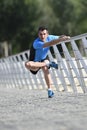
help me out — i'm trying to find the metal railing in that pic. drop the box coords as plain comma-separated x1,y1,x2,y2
0,33,87,93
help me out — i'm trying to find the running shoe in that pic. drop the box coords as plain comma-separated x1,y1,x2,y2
49,61,58,69
48,90,54,98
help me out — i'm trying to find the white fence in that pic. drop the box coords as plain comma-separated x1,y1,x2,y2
0,33,87,93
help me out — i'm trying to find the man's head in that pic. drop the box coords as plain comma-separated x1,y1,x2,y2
38,26,49,42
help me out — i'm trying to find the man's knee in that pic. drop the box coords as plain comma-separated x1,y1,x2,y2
42,66,49,72
25,61,31,68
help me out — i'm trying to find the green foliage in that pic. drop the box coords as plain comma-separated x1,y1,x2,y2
76,0,87,33
0,0,87,55
47,0,76,35
0,0,27,41
0,0,41,53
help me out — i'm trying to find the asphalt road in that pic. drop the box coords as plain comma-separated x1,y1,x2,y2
0,88,87,130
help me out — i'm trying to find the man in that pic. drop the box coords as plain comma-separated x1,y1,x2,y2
25,26,70,98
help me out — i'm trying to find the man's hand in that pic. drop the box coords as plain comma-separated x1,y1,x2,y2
59,35,70,42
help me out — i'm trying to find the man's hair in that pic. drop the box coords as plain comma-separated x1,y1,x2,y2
38,26,48,32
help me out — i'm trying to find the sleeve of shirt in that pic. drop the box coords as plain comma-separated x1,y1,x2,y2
33,40,44,49
48,35,59,40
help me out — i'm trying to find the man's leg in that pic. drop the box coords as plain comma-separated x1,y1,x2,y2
42,66,54,98
25,61,55,98
25,60,58,71
25,61,47,71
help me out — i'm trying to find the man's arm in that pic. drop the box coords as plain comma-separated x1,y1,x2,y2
43,35,70,48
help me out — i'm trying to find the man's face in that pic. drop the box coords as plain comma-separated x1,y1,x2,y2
38,29,48,42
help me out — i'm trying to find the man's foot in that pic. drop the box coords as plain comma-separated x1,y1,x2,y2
49,61,58,69
48,90,54,98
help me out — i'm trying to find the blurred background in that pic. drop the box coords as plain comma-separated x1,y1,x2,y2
0,0,87,57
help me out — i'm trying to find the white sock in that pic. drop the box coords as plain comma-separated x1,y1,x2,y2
48,88,52,91
44,60,50,67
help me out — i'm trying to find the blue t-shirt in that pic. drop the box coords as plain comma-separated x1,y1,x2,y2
33,35,59,61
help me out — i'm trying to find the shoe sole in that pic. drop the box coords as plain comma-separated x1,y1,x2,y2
48,94,54,98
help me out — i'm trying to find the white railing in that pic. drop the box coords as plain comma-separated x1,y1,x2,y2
0,33,87,93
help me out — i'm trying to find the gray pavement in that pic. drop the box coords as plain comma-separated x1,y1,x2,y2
0,88,87,130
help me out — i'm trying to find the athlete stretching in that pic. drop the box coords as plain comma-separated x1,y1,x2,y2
25,26,70,98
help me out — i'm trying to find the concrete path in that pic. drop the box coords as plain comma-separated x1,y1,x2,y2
0,88,87,130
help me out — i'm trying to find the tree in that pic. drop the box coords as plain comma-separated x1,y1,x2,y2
0,0,87,56
76,0,87,34
47,0,76,36
0,0,41,54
